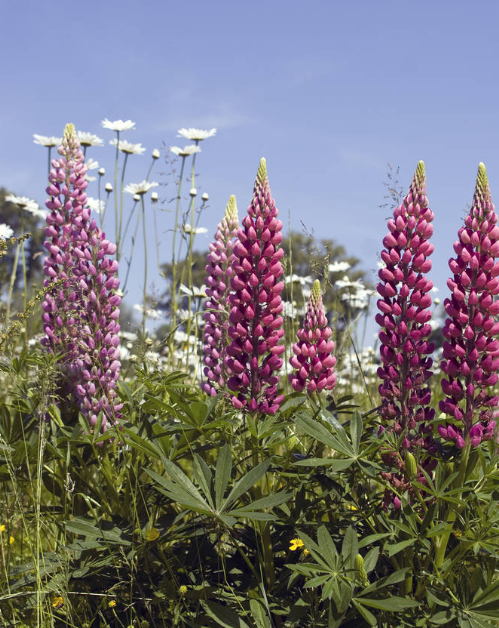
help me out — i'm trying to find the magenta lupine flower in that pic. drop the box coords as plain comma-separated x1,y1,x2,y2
42,124,122,432
225,158,285,414
439,163,499,449
201,195,239,396
289,280,336,393
376,161,436,509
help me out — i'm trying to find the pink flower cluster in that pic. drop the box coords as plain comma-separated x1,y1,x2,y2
376,161,435,441
289,280,336,392
439,163,499,448
42,124,122,432
376,161,436,509
201,195,239,396
225,158,285,414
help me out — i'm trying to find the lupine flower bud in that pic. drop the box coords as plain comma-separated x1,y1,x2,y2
289,280,336,393
439,163,499,448
376,161,436,509
201,195,239,396
225,159,285,414
42,124,122,433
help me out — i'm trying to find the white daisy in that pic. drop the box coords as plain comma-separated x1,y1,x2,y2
179,283,207,298
328,261,351,273
124,180,159,196
284,274,313,286
85,197,105,215
133,304,165,320
5,194,47,220
77,131,104,147
0,224,14,240
86,158,100,170
101,118,136,132
182,224,208,235
105,183,113,192
177,127,216,141
152,148,160,159
33,134,62,147
169,145,201,157
109,139,146,155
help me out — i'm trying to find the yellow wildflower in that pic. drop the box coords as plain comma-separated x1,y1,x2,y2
289,538,305,551
9,536,14,545
346,504,357,511
303,548,310,556
52,596,64,609
145,527,160,542
179,585,188,595
108,600,116,608
0,524,5,533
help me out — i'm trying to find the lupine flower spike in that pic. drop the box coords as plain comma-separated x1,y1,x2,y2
201,195,239,396
226,158,285,414
289,280,336,392
42,124,122,432
440,163,499,448
376,161,436,508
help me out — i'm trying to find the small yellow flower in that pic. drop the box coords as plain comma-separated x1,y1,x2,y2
9,536,14,545
52,596,64,609
0,524,5,533
179,585,188,595
346,504,358,511
303,548,310,556
289,538,305,551
145,527,160,542
108,600,116,608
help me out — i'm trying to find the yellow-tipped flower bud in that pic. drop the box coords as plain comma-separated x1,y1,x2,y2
405,451,417,479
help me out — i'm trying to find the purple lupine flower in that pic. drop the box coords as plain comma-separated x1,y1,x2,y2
376,161,436,509
439,162,499,448
289,279,336,393
201,195,239,396
42,124,122,432
225,158,285,414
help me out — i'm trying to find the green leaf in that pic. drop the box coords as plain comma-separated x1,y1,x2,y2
145,467,211,513
352,599,377,626
387,538,416,557
317,525,338,568
249,599,271,628
223,459,272,510
202,600,251,628
215,444,232,510
295,415,346,453
350,411,362,454
358,596,419,611
65,519,131,545
193,454,214,508
293,458,353,470
341,526,358,566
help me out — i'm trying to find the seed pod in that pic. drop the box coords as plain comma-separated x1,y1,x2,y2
405,451,417,479
354,553,369,586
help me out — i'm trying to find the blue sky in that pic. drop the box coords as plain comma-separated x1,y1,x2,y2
2,0,499,342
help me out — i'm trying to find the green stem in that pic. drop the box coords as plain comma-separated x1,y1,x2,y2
6,241,20,323
434,444,471,570
141,196,147,335
171,156,186,331
122,201,140,294
113,131,120,261
118,152,130,253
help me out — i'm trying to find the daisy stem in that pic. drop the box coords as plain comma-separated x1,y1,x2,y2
170,156,186,336
184,147,198,367
47,147,52,176
121,201,140,295
113,131,120,261
5,241,20,323
20,215,28,349
141,196,148,335
118,152,130,256
98,175,103,230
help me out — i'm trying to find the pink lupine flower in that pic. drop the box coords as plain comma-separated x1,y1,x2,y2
439,163,499,448
376,161,436,509
42,124,122,432
377,161,435,437
225,158,285,414
201,195,239,396
289,280,336,393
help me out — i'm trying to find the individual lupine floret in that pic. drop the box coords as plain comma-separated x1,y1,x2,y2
289,280,336,392
201,195,239,396
42,124,122,432
376,161,436,509
439,163,499,448
225,158,285,414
